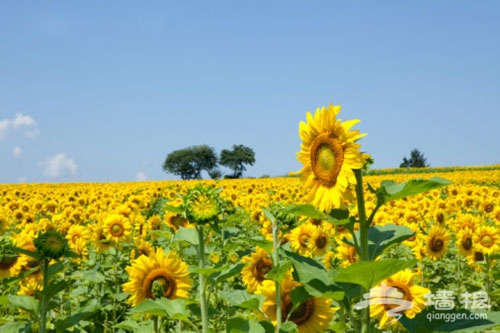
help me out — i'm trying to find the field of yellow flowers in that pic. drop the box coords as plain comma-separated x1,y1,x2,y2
0,165,499,332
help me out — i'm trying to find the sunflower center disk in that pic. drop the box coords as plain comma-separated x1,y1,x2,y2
481,235,493,247
310,134,344,187
283,295,315,325
144,268,177,300
111,224,124,237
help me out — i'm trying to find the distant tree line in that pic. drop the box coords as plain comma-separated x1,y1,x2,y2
162,144,255,180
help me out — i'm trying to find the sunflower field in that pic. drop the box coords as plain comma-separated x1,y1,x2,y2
1,105,500,333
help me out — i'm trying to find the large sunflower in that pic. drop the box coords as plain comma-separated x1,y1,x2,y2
369,269,429,329
294,104,368,211
256,277,337,332
122,248,192,307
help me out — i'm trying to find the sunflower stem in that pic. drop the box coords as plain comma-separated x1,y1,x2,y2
354,169,369,262
40,259,49,333
354,169,371,333
272,216,282,333
197,224,209,333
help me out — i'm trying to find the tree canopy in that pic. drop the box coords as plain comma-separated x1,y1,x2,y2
162,145,218,180
219,144,256,178
400,148,430,168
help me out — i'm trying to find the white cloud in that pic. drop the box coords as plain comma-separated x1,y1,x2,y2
136,171,147,181
0,119,10,139
39,153,78,179
13,113,36,128
0,113,39,140
13,146,23,159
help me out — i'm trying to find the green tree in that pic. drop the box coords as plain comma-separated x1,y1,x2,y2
219,144,256,178
163,145,218,180
400,148,430,168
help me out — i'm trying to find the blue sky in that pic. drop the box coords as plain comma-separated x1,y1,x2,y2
1,1,499,183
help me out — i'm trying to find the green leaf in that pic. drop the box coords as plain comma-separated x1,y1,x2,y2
226,317,273,333
214,263,245,283
0,295,9,306
375,177,452,205
128,298,188,319
39,280,68,300
48,261,65,276
8,295,40,315
55,311,95,333
164,204,183,214
128,299,167,317
334,259,418,290
281,204,350,225
279,321,298,332
114,319,140,331
358,224,415,260
174,227,199,245
289,285,311,308
266,260,293,283
81,270,105,284
219,290,265,311
12,246,40,261
0,322,31,333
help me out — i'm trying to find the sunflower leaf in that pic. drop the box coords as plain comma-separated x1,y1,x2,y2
281,204,350,225
8,295,40,315
334,259,418,290
219,290,265,311
265,260,293,283
375,177,452,205
174,227,199,245
226,317,273,333
353,224,415,260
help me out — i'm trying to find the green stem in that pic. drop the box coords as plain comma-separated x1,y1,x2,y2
40,259,49,333
153,315,159,333
197,225,209,333
354,169,369,262
354,169,371,333
272,217,281,333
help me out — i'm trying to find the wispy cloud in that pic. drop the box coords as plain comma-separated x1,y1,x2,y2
39,153,78,179
136,171,147,181
0,113,39,139
13,146,23,159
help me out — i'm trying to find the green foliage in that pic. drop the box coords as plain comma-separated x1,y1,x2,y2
220,144,256,178
163,144,218,180
400,148,430,168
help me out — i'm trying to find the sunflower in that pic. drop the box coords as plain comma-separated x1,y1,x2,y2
456,228,474,257
473,225,500,255
310,225,331,257
241,247,274,293
335,239,359,268
122,248,192,307
369,269,429,329
66,224,90,251
92,224,114,253
0,237,29,279
293,103,369,211
256,276,337,332
103,214,132,244
288,223,315,257
425,225,450,261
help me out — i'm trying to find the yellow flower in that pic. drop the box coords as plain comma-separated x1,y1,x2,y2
335,240,359,268
293,103,369,211
288,223,315,257
241,247,273,293
425,225,450,261
122,248,192,307
369,269,430,329
256,276,337,332
473,225,500,255
103,214,132,244
91,224,114,253
456,228,474,257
